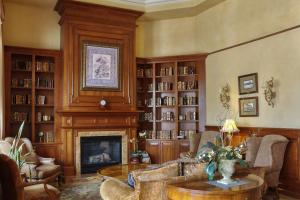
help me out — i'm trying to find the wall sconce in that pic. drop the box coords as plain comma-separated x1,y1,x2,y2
263,77,276,107
219,83,230,110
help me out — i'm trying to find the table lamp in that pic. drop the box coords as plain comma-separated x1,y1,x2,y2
220,119,239,146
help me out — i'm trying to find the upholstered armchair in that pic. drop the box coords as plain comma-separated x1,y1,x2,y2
3,137,61,183
0,154,60,200
245,134,289,198
100,160,207,200
180,131,220,158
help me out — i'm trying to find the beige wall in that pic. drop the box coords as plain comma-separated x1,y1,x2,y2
3,1,60,49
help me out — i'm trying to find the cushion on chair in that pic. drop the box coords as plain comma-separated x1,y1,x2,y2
246,136,263,167
4,137,30,156
24,184,60,200
100,178,135,200
36,164,61,179
0,141,11,155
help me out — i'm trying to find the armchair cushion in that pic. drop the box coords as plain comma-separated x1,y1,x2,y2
24,184,60,200
36,164,61,179
246,136,262,167
197,131,219,153
100,177,135,200
0,141,11,155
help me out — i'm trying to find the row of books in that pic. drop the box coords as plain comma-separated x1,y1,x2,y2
13,60,32,71
158,66,173,76
156,82,173,91
37,112,53,122
179,96,198,105
178,111,197,121
177,81,198,90
137,68,153,78
156,96,176,106
11,112,30,122
161,111,175,121
178,66,196,75
11,78,32,88
178,130,197,139
155,130,176,139
38,131,55,143
11,94,32,105
36,78,54,88
139,112,153,121
36,61,55,72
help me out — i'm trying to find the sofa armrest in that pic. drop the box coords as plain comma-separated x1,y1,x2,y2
100,178,135,200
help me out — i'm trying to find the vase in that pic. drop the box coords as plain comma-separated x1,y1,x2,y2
217,159,236,184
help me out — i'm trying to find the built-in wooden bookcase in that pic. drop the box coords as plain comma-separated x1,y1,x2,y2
136,54,207,163
4,46,61,146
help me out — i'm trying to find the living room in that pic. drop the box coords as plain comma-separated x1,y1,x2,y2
0,0,299,199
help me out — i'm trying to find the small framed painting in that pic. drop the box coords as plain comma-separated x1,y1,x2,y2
81,41,121,91
238,73,258,95
239,97,259,117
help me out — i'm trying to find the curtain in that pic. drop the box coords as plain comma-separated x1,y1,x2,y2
0,0,4,139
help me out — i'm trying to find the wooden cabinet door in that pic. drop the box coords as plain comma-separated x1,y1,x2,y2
160,140,175,163
146,140,161,164
175,140,190,159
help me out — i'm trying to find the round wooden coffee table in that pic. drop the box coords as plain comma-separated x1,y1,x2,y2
98,163,150,181
167,174,264,200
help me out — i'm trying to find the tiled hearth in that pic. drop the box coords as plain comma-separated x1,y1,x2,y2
75,130,128,174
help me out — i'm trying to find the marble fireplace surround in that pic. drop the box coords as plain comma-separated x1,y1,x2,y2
75,130,128,174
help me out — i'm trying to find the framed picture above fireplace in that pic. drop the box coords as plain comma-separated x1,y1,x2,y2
81,41,122,91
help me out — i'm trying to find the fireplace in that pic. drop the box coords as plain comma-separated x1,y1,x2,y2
80,136,122,174
75,130,128,174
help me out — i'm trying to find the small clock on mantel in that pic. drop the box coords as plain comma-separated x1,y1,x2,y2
99,99,108,108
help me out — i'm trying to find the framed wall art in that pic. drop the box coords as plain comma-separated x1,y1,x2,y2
239,97,259,117
238,73,258,95
81,41,122,91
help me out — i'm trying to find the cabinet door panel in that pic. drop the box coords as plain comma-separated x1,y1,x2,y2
161,141,174,163
146,140,161,164
175,140,190,159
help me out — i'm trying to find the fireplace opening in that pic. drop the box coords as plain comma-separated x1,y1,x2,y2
80,136,122,174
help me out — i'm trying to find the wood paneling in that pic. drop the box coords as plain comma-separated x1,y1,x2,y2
146,139,190,164
161,141,174,163
54,0,142,177
206,125,300,198
55,0,143,111
146,140,161,164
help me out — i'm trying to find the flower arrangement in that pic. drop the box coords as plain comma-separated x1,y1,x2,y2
196,136,247,181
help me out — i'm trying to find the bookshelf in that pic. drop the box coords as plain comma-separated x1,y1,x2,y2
4,46,61,145
136,54,207,163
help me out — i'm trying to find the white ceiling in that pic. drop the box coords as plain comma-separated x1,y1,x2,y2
5,0,226,20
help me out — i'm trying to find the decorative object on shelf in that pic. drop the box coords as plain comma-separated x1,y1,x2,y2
81,41,121,90
238,73,258,95
220,119,239,146
263,77,276,107
219,83,230,109
239,97,259,117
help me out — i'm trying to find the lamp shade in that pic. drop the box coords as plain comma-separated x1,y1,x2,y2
221,119,239,133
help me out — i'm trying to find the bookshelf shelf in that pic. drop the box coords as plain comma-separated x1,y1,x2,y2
5,46,60,145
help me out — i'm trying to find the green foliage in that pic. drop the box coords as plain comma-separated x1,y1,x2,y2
8,121,30,169
196,139,248,180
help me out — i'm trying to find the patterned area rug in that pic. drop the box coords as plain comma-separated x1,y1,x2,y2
60,176,104,200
